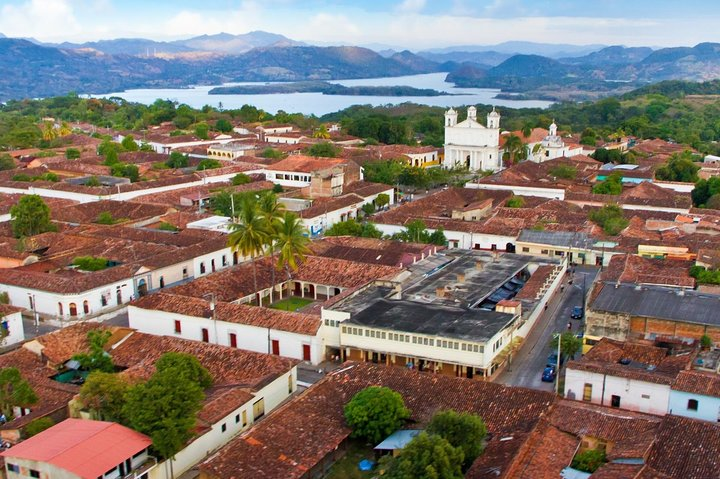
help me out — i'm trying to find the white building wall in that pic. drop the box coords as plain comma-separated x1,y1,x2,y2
564,368,671,415
150,367,297,479
668,390,720,423
127,307,324,364
1,311,24,347
464,182,565,200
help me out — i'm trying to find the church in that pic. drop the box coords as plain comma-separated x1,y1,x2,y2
443,106,502,172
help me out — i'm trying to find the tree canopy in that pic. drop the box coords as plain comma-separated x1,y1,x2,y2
79,371,130,422
344,386,410,444
382,432,464,479
0,367,38,419
10,195,55,238
549,332,583,360
426,410,487,469
72,329,114,373
588,204,629,236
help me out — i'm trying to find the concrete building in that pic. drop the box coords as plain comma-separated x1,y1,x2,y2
443,106,502,172
1,418,154,479
669,370,720,423
0,305,24,347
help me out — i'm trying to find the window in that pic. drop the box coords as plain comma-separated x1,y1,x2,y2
30,471,40,479
229,333,237,348
235,414,240,423
182,267,188,278
7,464,19,473
159,276,165,288
583,383,592,402
174,320,181,334
83,300,89,314
688,399,699,411
541,249,549,254
201,328,209,343
200,262,206,274
611,395,621,408
222,255,227,266
58,302,63,315
253,398,265,419
522,247,530,253
242,410,248,427
221,423,227,433
69,302,77,316
288,374,294,393
342,326,347,333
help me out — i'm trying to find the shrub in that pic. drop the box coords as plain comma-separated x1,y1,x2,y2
166,151,189,169
571,449,607,473
0,292,8,304
260,147,285,159
96,211,116,225
24,417,54,438
548,165,577,180
427,410,487,469
65,148,81,159
272,184,284,193
701,334,713,349
231,173,252,186
72,256,109,271
588,204,629,236
196,159,222,171
85,176,101,187
506,196,525,208
158,221,179,232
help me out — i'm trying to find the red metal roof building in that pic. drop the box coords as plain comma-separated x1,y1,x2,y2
1,418,154,479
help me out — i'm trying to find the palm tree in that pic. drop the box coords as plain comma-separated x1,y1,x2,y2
227,196,269,306
257,192,285,303
521,123,533,138
503,134,525,166
275,211,312,300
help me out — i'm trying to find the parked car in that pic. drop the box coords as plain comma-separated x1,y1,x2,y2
547,352,564,368
571,306,583,320
541,366,557,382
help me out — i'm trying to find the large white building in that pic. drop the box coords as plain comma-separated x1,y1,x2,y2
443,106,502,172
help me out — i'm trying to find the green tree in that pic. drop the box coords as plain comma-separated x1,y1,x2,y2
426,410,487,469
10,195,55,238
155,352,213,389
592,171,623,195
375,193,390,209
85,176,101,187
79,371,129,422
260,147,285,159
72,330,114,373
313,124,331,139
344,386,410,444
65,148,81,160
549,332,583,360
549,165,577,180
121,135,139,151
383,432,464,479
111,163,139,182
194,122,209,140
102,147,120,166
588,204,629,236
428,227,447,246
227,196,270,305
166,151,189,169
158,221,179,232
655,152,700,183
215,118,233,133
257,192,286,301
362,203,376,216
700,334,713,349
123,353,210,463
305,142,340,158
275,211,311,276
0,367,38,419
25,417,54,438
96,211,117,225
571,449,607,473
0,153,15,171
197,159,222,171
232,173,252,185
691,177,720,207
503,134,525,165
364,160,405,185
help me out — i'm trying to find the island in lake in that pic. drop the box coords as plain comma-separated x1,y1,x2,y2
208,81,451,97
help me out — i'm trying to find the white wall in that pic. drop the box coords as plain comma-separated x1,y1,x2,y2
1,311,24,347
128,307,324,364
564,368,670,415
150,368,297,479
464,182,565,200
669,390,720,423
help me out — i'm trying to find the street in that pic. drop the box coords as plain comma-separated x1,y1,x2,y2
497,266,598,392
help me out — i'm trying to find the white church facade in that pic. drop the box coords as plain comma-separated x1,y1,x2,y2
527,121,583,163
443,106,502,172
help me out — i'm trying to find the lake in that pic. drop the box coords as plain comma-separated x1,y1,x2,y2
94,73,553,116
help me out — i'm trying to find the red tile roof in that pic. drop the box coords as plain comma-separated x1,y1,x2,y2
672,370,720,398
266,155,347,173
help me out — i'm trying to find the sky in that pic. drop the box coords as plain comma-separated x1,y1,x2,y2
0,0,717,49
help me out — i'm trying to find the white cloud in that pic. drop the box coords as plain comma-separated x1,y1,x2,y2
396,0,426,14
0,0,81,40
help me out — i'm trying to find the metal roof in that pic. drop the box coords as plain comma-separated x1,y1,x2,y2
591,283,720,325
517,229,595,249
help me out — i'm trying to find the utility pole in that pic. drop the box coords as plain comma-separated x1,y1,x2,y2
556,332,562,395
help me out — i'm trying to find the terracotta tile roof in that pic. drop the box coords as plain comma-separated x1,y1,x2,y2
299,193,365,219
590,463,644,479
645,415,720,479
476,155,601,188
515,265,556,301
601,254,695,288
53,200,170,225
199,362,555,479
696,248,720,269
500,128,550,146
0,304,23,317
341,180,393,197
131,293,321,335
310,236,436,267
265,155,347,173
567,338,694,386
672,370,720,398
465,431,532,479
168,256,399,302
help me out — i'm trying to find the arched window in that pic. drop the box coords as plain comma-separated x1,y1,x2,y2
83,300,89,314
69,303,77,316
58,303,63,316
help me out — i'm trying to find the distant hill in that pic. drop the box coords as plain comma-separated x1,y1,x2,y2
389,50,442,73
0,40,440,101
417,50,510,67
560,46,654,66
423,41,605,59
56,38,194,56
173,31,303,54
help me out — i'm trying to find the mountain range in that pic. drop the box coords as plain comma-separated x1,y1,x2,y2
2,31,720,103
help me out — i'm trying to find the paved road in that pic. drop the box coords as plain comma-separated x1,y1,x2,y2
497,266,599,392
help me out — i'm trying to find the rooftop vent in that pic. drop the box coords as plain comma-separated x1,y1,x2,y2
619,358,632,365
